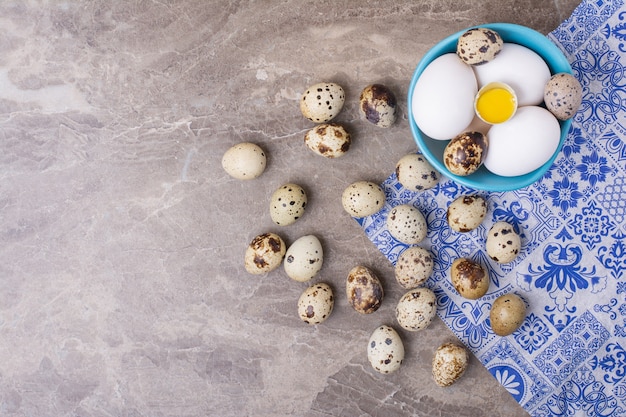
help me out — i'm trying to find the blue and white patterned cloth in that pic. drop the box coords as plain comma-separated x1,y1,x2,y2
357,1,626,415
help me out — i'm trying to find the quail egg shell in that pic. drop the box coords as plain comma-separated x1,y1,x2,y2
486,221,521,264
300,82,345,123
341,181,385,218
346,265,384,314
450,258,489,300
432,343,469,387
446,195,487,233
222,142,267,180
269,183,307,226
490,293,526,336
456,27,504,65
284,235,323,282
394,246,434,289
544,72,583,120
297,282,334,325
395,153,440,191
304,123,351,158
395,288,437,332
443,131,488,176
367,325,405,374
386,204,427,245
244,232,287,274
359,84,397,128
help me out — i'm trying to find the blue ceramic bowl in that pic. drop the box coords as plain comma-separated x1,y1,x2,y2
407,23,572,192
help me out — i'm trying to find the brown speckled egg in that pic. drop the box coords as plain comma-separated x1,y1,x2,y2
368,325,404,374
359,84,397,128
544,72,582,120
446,195,488,232
304,123,351,158
486,221,521,264
341,181,386,218
395,288,437,332
300,82,345,123
297,282,334,325
457,27,504,65
443,131,488,176
244,232,286,274
432,343,469,387
395,153,440,191
346,265,384,314
490,293,526,336
386,204,427,245
394,246,434,289
269,183,307,226
450,258,489,300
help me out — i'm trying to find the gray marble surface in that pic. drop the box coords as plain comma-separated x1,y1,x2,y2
0,1,581,416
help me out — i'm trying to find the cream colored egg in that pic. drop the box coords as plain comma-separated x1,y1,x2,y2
300,82,345,123
284,235,323,282
446,195,487,233
341,181,385,217
395,153,440,191
394,246,434,289
222,142,267,180
346,265,384,314
304,123,351,158
486,221,521,264
395,288,437,332
386,204,427,244
544,72,583,120
432,343,469,387
269,183,307,226
367,325,405,374
244,232,287,275
297,282,334,325
490,293,526,336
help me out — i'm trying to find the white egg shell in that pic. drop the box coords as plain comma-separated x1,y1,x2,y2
284,235,323,282
446,195,487,233
244,232,287,275
341,181,385,217
300,82,345,123
395,153,440,191
473,43,551,106
304,123,351,158
483,106,560,177
367,325,405,374
486,221,521,264
297,282,334,324
386,204,427,244
222,142,267,180
394,246,434,289
432,343,469,387
395,288,437,332
411,53,478,140
269,183,307,226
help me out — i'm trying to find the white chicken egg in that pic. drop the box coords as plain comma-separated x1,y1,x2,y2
473,43,551,106
411,53,477,140
483,106,561,177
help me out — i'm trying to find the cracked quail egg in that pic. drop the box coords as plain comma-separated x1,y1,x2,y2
297,282,334,325
300,82,345,123
490,293,526,336
446,195,487,233
269,183,307,226
222,142,267,180
486,221,521,264
544,72,582,120
395,153,440,191
341,181,385,218
386,204,427,245
456,27,503,65
394,246,434,289
304,123,351,158
367,325,404,374
450,258,489,300
284,235,323,282
346,265,384,314
432,343,469,387
443,131,488,176
244,232,286,274
395,288,437,332
359,84,397,128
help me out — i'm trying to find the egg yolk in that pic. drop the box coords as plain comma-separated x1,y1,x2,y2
475,87,516,124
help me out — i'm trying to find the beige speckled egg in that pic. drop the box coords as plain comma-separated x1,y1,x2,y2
341,181,385,218
304,123,351,158
244,232,286,275
395,288,437,332
284,235,323,282
450,258,489,300
443,131,488,176
395,153,440,191
297,282,334,325
269,183,307,226
346,265,384,314
544,72,582,120
386,204,427,244
486,221,521,264
394,246,434,289
221,142,267,180
447,195,487,233
359,84,397,128
490,293,526,336
367,325,404,374
300,82,345,123
457,27,504,65
432,343,469,387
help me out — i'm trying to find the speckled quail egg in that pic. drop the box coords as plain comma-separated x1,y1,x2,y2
386,204,427,244
269,183,307,226
221,142,267,180
346,265,384,314
297,282,334,325
456,27,504,65
304,123,351,158
544,72,583,120
486,221,521,264
490,293,526,336
443,131,488,176
300,82,345,123
446,195,487,233
244,232,286,274
395,288,437,332
394,246,434,289
432,343,469,387
367,325,405,374
359,84,397,128
341,181,386,218
395,153,440,191
450,258,489,300
284,235,323,282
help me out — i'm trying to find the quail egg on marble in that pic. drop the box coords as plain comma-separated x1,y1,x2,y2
300,82,345,123
386,204,427,245
432,343,469,387
244,232,286,274
269,183,307,226
450,258,489,300
544,72,583,120
346,265,384,314
367,325,405,374
446,195,487,233
395,153,440,191
297,282,334,325
394,246,434,289
456,27,504,65
284,235,323,282
490,293,526,336
221,142,267,180
359,84,397,128
341,181,386,218
395,288,437,332
443,131,488,176
304,123,351,158
486,221,521,264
